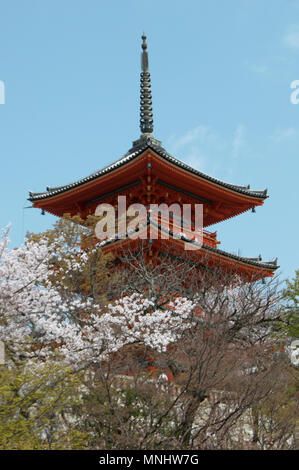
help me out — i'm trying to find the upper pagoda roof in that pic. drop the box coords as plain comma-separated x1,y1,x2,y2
28,35,267,205
28,135,267,202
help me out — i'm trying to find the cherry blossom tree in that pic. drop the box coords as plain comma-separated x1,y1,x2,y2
0,223,194,368
0,220,296,450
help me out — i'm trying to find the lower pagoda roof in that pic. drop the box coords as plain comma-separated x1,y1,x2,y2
97,216,278,278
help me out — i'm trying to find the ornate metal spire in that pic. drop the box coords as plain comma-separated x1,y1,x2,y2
140,34,154,135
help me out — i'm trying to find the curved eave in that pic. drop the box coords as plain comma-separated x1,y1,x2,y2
101,238,278,277
97,221,278,277
202,244,278,273
28,137,268,203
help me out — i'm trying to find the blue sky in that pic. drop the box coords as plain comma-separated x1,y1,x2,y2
0,0,298,283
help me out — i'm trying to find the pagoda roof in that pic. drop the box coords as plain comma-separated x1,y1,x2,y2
28,135,267,202
97,216,278,277
203,245,278,271
26,33,277,279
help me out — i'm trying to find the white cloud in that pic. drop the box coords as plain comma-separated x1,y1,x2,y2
169,126,211,151
250,64,268,75
284,25,299,49
270,127,297,142
244,61,268,75
167,125,226,175
167,124,248,181
232,124,245,159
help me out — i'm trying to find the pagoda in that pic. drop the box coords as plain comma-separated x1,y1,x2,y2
28,35,277,280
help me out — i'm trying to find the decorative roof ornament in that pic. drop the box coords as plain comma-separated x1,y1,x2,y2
140,34,154,135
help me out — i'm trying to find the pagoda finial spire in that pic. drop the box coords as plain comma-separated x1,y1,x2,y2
140,33,154,135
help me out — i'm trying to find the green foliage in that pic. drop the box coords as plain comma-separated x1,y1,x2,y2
78,370,180,450
0,361,88,450
282,269,299,338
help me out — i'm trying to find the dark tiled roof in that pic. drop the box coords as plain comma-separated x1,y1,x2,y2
28,136,268,201
203,245,278,270
97,217,278,271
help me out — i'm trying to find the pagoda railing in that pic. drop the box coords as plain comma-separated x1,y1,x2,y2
112,209,219,249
